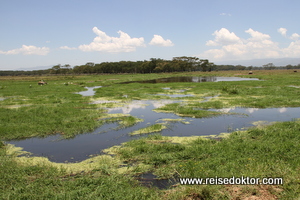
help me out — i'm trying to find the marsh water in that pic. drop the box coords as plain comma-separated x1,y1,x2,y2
136,172,178,189
8,99,300,163
75,86,102,96
120,76,259,84
7,76,299,163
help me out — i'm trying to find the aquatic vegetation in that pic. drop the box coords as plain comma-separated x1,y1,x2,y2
156,118,190,124
252,120,276,128
154,102,224,118
0,148,159,199
1,70,300,199
129,124,168,135
0,104,106,140
3,120,299,198
6,144,123,174
111,120,300,199
103,115,144,129
222,85,239,94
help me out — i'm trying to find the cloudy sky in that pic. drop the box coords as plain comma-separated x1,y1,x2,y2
1,0,300,70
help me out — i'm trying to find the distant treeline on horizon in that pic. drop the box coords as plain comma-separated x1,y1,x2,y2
1,57,300,76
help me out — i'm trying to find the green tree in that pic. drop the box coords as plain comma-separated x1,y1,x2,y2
50,64,61,74
61,64,72,74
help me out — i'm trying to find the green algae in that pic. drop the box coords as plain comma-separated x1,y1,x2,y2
156,118,191,124
129,123,168,135
153,102,224,118
252,120,276,128
2,71,300,199
99,114,144,129
6,144,126,174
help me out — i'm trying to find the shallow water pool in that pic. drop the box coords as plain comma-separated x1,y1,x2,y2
7,99,300,163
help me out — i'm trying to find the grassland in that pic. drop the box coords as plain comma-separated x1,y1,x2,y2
1,70,300,199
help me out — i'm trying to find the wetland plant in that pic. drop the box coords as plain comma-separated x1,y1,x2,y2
222,85,239,94
1,71,300,199
130,124,167,135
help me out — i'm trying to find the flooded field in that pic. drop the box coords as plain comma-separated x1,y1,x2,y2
120,76,259,84
8,98,300,162
6,76,299,163
1,71,300,199
75,86,102,96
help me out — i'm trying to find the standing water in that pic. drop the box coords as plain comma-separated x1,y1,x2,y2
7,100,300,163
8,76,297,163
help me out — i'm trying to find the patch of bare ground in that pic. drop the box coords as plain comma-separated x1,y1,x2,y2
226,185,283,200
184,193,204,200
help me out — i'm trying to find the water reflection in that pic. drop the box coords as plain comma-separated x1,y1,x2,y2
107,101,148,114
136,173,178,189
120,76,259,84
278,107,287,113
7,99,300,163
246,108,259,113
75,86,102,96
155,94,194,98
214,107,290,116
107,100,177,114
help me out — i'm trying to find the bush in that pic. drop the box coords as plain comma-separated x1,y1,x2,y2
222,85,239,94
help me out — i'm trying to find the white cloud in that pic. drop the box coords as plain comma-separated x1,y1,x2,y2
206,28,241,46
220,13,231,16
278,27,300,40
244,28,280,58
78,27,145,53
282,40,300,57
201,28,300,61
149,35,174,47
245,28,271,41
203,48,226,59
60,46,77,50
0,45,49,55
290,33,300,40
278,28,287,37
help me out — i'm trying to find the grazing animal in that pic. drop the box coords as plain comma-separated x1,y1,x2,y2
248,71,253,74
38,81,47,85
294,70,297,72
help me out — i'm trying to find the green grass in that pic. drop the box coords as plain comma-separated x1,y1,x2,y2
0,105,106,140
1,70,300,199
3,120,299,199
112,120,300,199
154,102,224,118
0,146,160,199
129,123,168,135
0,77,108,139
103,115,144,130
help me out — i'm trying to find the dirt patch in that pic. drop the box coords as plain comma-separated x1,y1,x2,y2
226,185,282,200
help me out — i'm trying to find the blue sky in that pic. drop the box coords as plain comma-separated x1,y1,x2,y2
1,0,300,70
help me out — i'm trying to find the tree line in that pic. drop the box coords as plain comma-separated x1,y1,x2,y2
1,57,300,76
50,57,215,74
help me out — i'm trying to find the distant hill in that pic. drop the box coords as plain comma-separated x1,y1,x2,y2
15,65,53,71
214,58,300,67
